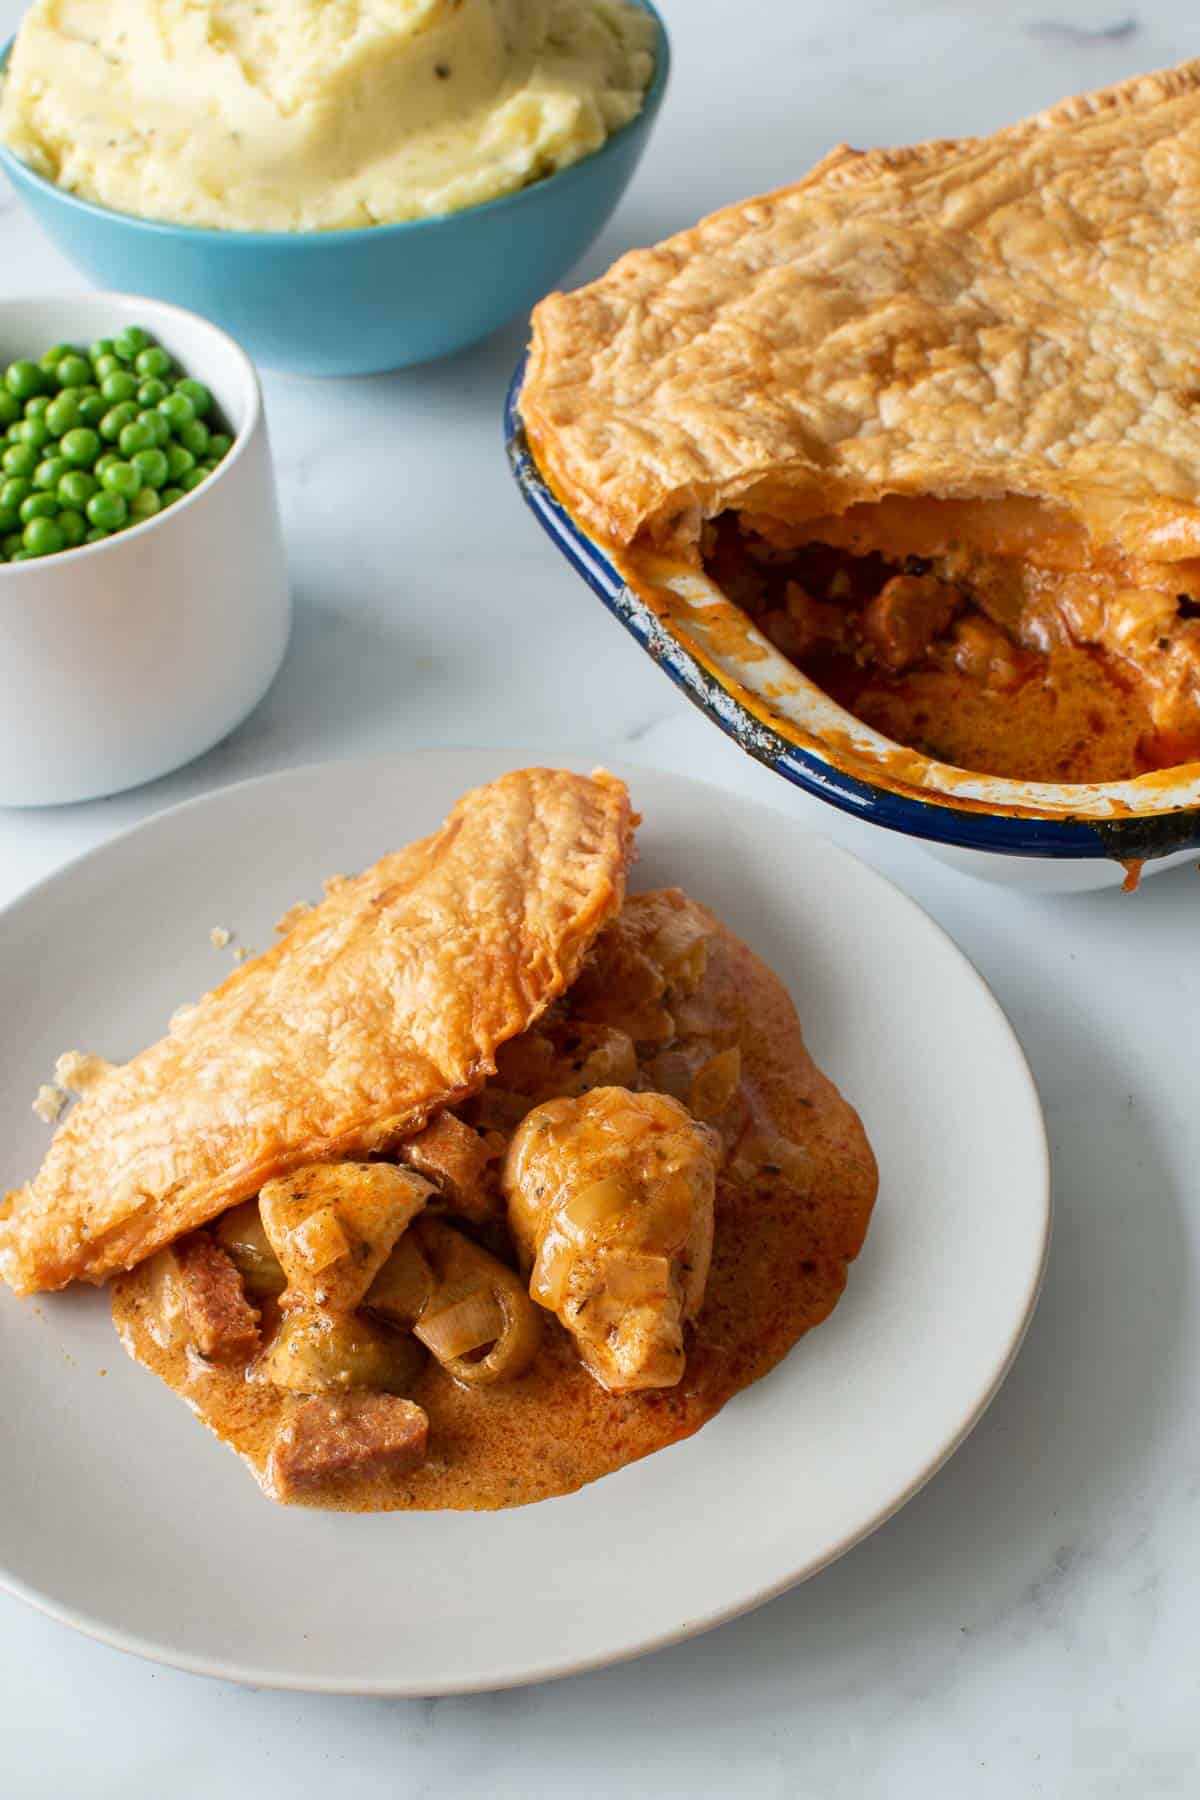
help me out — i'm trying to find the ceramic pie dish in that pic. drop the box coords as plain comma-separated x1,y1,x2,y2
506,363,1199,893
507,62,1200,893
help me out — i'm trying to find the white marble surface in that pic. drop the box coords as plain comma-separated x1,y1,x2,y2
1,1,1198,1792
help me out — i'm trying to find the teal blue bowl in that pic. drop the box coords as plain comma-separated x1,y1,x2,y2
0,4,668,376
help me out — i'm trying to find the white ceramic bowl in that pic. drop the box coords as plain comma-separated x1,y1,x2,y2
0,293,290,806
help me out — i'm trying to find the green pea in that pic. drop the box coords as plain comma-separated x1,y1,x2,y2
130,486,161,520
22,515,66,557
33,456,70,492
89,338,116,364
0,476,32,510
137,377,168,407
180,466,209,493
85,527,110,543
164,442,195,480
0,499,18,532
57,507,87,547
4,360,45,400
94,452,120,477
93,353,123,382
5,424,21,443
55,354,94,390
99,369,138,405
16,417,51,451
101,461,140,500
136,408,171,447
113,327,151,362
159,485,185,508
100,402,138,441
58,469,97,508
135,345,172,379
178,419,210,458
8,550,38,561
45,392,82,436
207,431,233,460
131,447,168,489
20,492,59,523
1,532,21,557
24,394,50,419
173,378,212,418
158,390,195,430
77,390,108,428
2,443,37,477
60,427,101,467
118,419,156,456
87,490,128,531
39,343,76,372
0,391,18,428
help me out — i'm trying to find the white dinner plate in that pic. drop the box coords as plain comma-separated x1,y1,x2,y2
0,750,1050,1695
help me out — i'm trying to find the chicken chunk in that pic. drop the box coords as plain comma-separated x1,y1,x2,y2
399,1112,503,1224
503,1087,720,1394
268,1393,429,1500
258,1161,432,1310
174,1232,260,1364
860,573,962,671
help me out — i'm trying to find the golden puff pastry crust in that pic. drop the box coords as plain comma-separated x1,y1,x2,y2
521,62,1200,559
1,769,634,1296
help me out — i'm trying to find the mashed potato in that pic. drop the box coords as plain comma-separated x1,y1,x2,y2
0,0,656,231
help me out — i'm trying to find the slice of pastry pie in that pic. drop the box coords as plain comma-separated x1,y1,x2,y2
2,772,877,1510
0,768,633,1295
521,63,1200,773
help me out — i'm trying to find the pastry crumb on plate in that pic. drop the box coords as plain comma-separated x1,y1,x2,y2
31,1085,64,1124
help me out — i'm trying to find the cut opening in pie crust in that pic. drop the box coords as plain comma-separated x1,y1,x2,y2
700,494,1200,784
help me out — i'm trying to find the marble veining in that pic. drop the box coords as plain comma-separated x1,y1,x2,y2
1,2,1199,1795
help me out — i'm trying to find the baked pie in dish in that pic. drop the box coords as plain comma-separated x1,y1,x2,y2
1,769,876,1510
521,63,1200,795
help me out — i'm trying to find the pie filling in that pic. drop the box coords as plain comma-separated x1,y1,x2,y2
111,891,876,1510
701,496,1200,783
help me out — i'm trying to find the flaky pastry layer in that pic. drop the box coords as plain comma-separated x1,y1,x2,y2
1,769,633,1295
522,62,1200,559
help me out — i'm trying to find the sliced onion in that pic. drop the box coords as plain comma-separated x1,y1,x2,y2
732,1126,810,1185
366,1235,433,1326
602,1250,672,1306
689,1047,741,1123
531,1237,571,1312
415,1289,504,1361
561,1178,630,1239
291,1205,351,1273
648,915,708,992
414,1218,542,1387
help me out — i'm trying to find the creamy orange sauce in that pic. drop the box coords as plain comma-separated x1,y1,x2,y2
111,911,877,1512
806,645,1158,785
702,510,1200,786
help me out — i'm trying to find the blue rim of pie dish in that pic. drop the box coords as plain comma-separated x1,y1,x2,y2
505,354,1200,865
